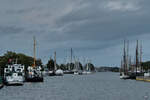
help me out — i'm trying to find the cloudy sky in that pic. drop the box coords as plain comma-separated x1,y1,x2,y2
0,0,150,67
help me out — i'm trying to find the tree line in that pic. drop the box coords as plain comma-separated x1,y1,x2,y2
0,51,42,76
0,51,95,76
46,58,95,71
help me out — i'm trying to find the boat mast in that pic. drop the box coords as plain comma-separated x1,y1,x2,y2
87,59,89,71
54,51,57,71
140,41,142,72
136,40,139,74
33,36,36,68
127,40,129,72
70,48,72,70
71,48,72,64
120,58,123,74
123,40,127,75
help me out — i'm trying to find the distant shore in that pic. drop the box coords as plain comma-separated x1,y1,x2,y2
96,67,119,72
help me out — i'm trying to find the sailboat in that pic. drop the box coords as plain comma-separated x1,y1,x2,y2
120,40,129,79
130,40,144,79
64,48,74,74
54,51,64,76
83,59,93,74
26,37,43,82
73,58,82,75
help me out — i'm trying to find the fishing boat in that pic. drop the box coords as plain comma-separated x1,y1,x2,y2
4,64,25,85
26,37,43,82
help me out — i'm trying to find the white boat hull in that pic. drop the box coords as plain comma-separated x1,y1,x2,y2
55,69,64,76
120,74,129,79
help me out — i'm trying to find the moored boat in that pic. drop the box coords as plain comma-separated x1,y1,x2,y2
26,66,43,82
25,37,43,82
120,72,130,79
55,69,64,76
4,64,25,86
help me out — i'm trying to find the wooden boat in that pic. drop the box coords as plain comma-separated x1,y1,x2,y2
26,36,43,82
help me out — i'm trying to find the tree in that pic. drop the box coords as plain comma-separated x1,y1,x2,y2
0,51,43,76
47,59,54,71
84,63,95,71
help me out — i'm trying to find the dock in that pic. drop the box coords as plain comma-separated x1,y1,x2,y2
136,76,150,82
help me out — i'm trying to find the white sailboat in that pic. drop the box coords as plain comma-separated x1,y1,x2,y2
82,59,92,75
73,58,82,75
54,51,64,76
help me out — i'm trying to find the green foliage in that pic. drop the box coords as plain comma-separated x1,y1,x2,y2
84,63,95,71
60,64,66,70
141,61,150,71
47,59,54,71
0,51,43,75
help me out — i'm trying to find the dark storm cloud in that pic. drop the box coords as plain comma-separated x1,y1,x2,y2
0,0,150,66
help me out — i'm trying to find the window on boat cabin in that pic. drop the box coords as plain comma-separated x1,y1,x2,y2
6,73,12,76
18,73,22,76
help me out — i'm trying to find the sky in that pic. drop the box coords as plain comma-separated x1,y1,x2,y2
0,0,150,67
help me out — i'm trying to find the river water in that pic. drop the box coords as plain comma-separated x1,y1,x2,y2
0,72,150,100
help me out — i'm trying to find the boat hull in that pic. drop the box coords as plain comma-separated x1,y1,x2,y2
26,77,43,82
4,81,24,86
48,71,56,76
0,84,4,89
120,75,130,79
55,69,64,76
64,71,74,74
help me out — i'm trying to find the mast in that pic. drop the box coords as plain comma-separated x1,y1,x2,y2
68,48,73,71
140,41,142,72
127,40,129,71
87,59,89,71
136,40,139,74
54,51,57,71
71,48,72,64
123,40,127,75
120,58,123,74
33,36,36,68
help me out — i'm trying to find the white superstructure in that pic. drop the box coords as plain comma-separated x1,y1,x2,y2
4,64,25,85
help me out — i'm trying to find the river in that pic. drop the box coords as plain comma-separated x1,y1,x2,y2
0,72,150,100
